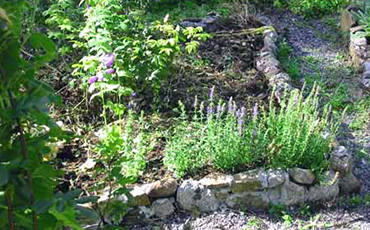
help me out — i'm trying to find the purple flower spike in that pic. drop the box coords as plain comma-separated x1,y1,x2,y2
101,53,115,67
131,92,137,98
209,86,215,101
97,72,105,81
253,103,259,119
216,104,222,118
105,68,115,74
88,76,98,84
207,105,214,118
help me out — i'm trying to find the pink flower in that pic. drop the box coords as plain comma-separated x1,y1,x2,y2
105,68,115,74
101,53,115,67
88,76,98,84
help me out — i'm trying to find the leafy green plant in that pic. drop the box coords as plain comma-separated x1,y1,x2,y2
352,1,370,38
277,0,349,17
42,0,85,56
0,2,95,229
164,85,342,177
277,41,300,80
72,0,211,108
242,216,263,230
349,97,370,130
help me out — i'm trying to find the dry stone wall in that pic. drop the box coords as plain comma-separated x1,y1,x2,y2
94,146,360,224
342,6,370,90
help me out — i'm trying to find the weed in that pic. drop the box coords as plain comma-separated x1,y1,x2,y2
269,204,287,217
243,216,263,230
277,41,301,80
298,204,312,217
349,97,370,130
349,195,364,207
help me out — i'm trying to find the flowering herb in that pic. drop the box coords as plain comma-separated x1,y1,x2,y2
101,53,115,67
88,76,98,84
207,104,214,118
97,72,105,81
253,103,259,120
105,68,115,74
209,86,215,102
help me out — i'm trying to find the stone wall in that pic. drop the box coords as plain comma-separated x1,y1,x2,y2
342,6,370,90
256,27,294,102
94,146,360,225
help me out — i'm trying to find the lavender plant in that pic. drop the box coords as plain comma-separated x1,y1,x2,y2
164,85,343,177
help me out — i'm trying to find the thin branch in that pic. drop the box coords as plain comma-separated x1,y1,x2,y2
6,190,15,230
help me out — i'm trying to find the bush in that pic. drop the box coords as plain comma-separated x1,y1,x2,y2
164,85,342,177
274,0,349,17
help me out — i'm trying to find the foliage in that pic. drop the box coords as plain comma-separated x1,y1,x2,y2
92,110,148,225
0,1,96,229
349,97,370,130
42,0,85,56
277,41,300,80
273,0,349,17
164,85,342,177
352,1,370,39
69,0,210,106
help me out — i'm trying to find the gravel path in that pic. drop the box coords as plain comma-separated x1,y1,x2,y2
128,9,370,230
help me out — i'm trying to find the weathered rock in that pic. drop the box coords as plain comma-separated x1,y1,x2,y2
148,178,178,199
330,146,353,173
338,171,361,194
214,188,230,201
152,198,176,218
340,8,357,33
225,192,270,209
130,185,151,206
288,168,315,185
199,172,234,189
307,170,339,202
137,205,155,219
177,180,219,213
231,168,268,192
280,175,307,206
267,169,287,188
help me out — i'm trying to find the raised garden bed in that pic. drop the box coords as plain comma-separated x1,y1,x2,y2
77,15,362,229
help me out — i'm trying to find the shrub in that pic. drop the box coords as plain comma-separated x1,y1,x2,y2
164,85,342,177
274,0,349,17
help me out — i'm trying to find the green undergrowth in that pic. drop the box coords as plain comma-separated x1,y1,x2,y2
271,0,349,17
146,0,232,21
277,41,301,80
164,85,343,178
349,97,370,131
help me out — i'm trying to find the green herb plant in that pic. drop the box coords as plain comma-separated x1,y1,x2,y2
164,85,343,177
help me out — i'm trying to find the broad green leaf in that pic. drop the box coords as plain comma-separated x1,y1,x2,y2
38,213,58,230
29,33,56,65
33,199,54,214
49,205,83,230
0,164,9,186
76,196,99,204
75,205,99,221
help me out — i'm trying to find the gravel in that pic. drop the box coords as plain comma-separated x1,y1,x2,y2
127,9,370,230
